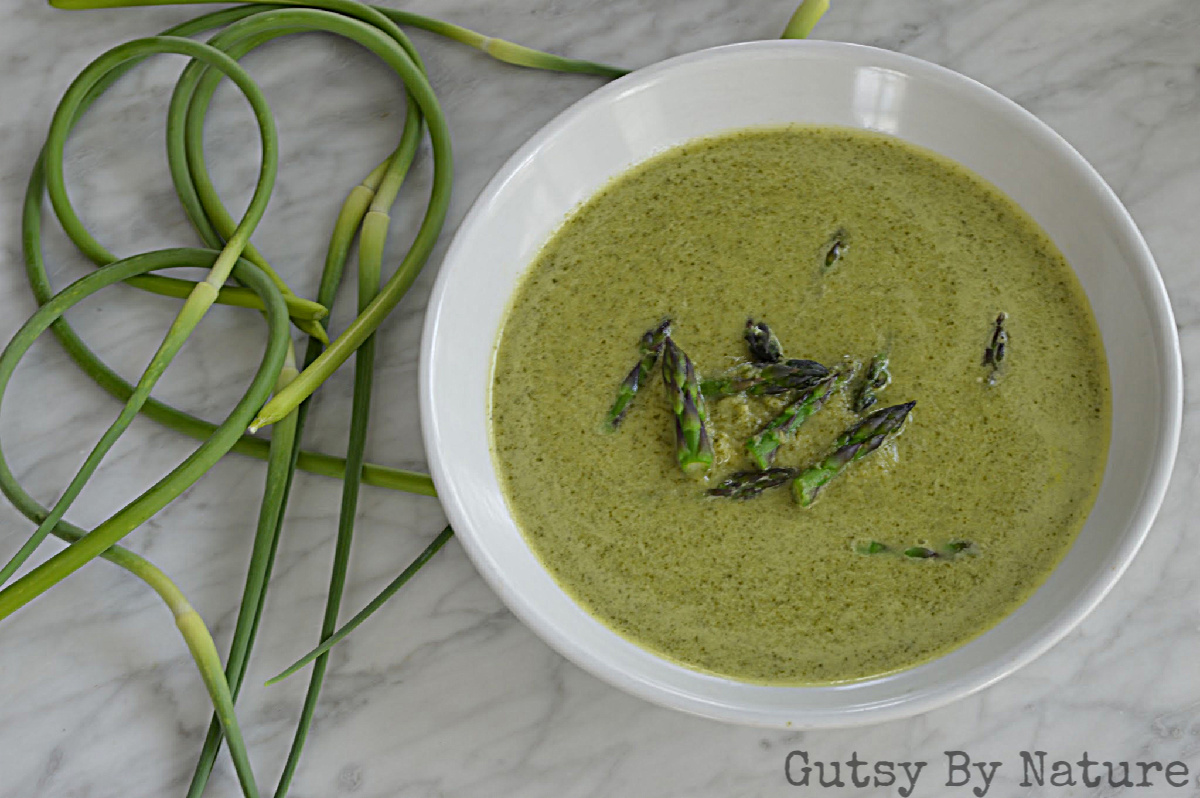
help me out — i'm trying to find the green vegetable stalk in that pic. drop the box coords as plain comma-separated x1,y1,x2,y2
745,375,836,468
793,400,916,506
701,358,830,397
854,352,891,412
606,320,671,428
780,0,830,39
904,543,975,559
662,337,714,477
707,467,799,499
272,91,425,798
0,252,289,794
856,540,889,554
185,351,302,798
983,312,1008,385
823,229,847,271
267,526,454,685
0,2,834,796
49,0,631,79
744,318,783,363
0,33,282,588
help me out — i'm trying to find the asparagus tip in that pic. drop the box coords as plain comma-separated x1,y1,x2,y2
662,337,713,478
708,467,799,499
823,228,848,270
605,320,672,429
744,318,783,364
983,312,1008,384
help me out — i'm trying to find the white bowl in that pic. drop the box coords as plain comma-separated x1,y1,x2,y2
420,41,1182,727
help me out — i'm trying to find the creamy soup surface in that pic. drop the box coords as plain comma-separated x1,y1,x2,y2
489,126,1110,684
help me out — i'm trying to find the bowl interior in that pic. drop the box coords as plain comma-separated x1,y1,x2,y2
420,41,1181,727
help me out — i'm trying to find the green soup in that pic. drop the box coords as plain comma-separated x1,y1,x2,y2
489,126,1110,684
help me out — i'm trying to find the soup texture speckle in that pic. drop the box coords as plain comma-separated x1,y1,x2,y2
489,127,1109,684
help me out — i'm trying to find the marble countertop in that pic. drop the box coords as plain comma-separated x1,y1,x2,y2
1,1,1197,796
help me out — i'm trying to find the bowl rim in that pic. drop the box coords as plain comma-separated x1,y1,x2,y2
419,38,1183,727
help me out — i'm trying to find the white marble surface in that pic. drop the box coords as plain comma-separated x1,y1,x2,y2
0,1,1197,796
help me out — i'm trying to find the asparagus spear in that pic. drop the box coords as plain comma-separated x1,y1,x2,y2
605,320,670,428
661,337,714,478
792,400,916,506
982,312,1007,386
857,540,976,558
857,540,889,554
854,352,891,412
824,229,847,271
701,358,830,398
707,467,799,499
744,318,783,363
745,375,837,468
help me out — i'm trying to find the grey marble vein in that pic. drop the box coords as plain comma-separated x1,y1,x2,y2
1,1,1198,796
